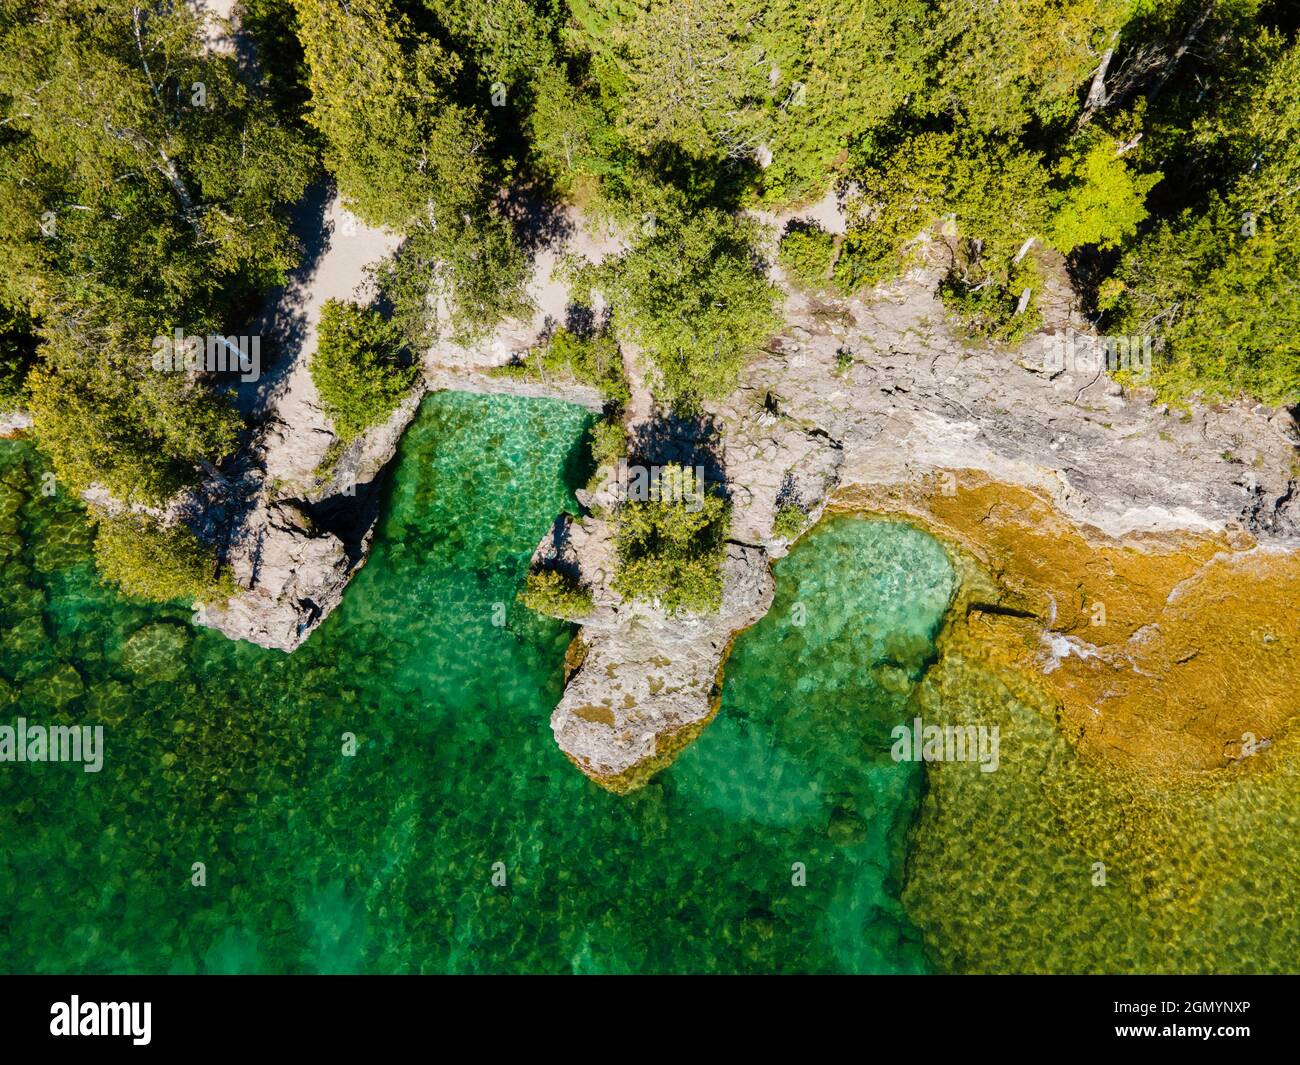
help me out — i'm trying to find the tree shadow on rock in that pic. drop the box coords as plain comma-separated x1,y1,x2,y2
626,411,730,503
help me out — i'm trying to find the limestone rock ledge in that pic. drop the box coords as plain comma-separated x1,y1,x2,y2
201,498,354,651
0,409,32,438
547,536,774,793
202,366,605,653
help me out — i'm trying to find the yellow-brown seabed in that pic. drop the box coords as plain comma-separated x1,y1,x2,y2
835,473,1300,973
834,473,1300,778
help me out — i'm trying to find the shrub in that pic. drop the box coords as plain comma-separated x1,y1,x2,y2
939,257,1043,346
518,567,594,621
587,418,627,472
376,211,532,346
779,222,837,290
772,502,809,540
0,303,36,413
311,300,417,442
27,357,242,506
613,470,730,615
492,326,630,405
93,512,234,604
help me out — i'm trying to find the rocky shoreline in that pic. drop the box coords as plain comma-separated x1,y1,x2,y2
8,179,1296,785
184,0,1299,789
533,227,1298,790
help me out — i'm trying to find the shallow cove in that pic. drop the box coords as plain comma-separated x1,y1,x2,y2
0,393,958,974
675,515,957,973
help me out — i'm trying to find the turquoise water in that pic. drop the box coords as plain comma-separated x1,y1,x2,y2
0,392,957,973
681,518,955,972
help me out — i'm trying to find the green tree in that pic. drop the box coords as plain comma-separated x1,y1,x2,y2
581,204,780,404
922,0,1133,134
311,300,417,441
1049,132,1161,252
518,567,594,621
293,0,490,230
27,348,241,505
0,0,313,502
374,210,531,346
93,510,233,604
606,0,768,162
492,325,629,405
1106,200,1300,404
757,0,929,202
613,471,730,615
1104,34,1300,405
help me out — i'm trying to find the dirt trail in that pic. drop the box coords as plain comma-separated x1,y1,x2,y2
242,193,400,490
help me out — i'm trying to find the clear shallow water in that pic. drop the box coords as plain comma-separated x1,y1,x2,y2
7,392,1296,974
0,393,957,974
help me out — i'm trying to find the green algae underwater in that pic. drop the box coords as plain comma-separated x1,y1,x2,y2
0,392,941,973
2,390,1298,974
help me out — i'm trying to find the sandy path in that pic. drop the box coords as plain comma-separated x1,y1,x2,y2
248,196,401,488
190,0,238,56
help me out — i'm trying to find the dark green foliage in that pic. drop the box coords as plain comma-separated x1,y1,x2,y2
27,354,242,506
240,0,317,120
580,204,780,405
311,300,417,442
1102,27,1300,405
1,0,1293,552
568,0,930,204
583,416,628,495
293,0,489,230
0,303,36,412
1106,199,1300,405
587,417,628,470
376,211,532,347
939,258,1045,346
613,469,730,615
921,0,1132,135
0,0,314,502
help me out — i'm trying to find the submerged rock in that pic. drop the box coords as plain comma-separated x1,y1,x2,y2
24,662,84,710
121,622,192,683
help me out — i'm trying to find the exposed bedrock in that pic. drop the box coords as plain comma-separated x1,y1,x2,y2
541,256,1299,791
734,257,1299,543
546,527,774,793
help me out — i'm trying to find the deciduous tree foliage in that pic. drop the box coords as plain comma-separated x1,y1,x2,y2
1105,24,1300,404
311,300,417,442
3,0,1296,588
92,510,234,604
0,0,314,503
294,0,537,342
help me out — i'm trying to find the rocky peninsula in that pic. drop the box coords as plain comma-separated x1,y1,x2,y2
160,184,1299,793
